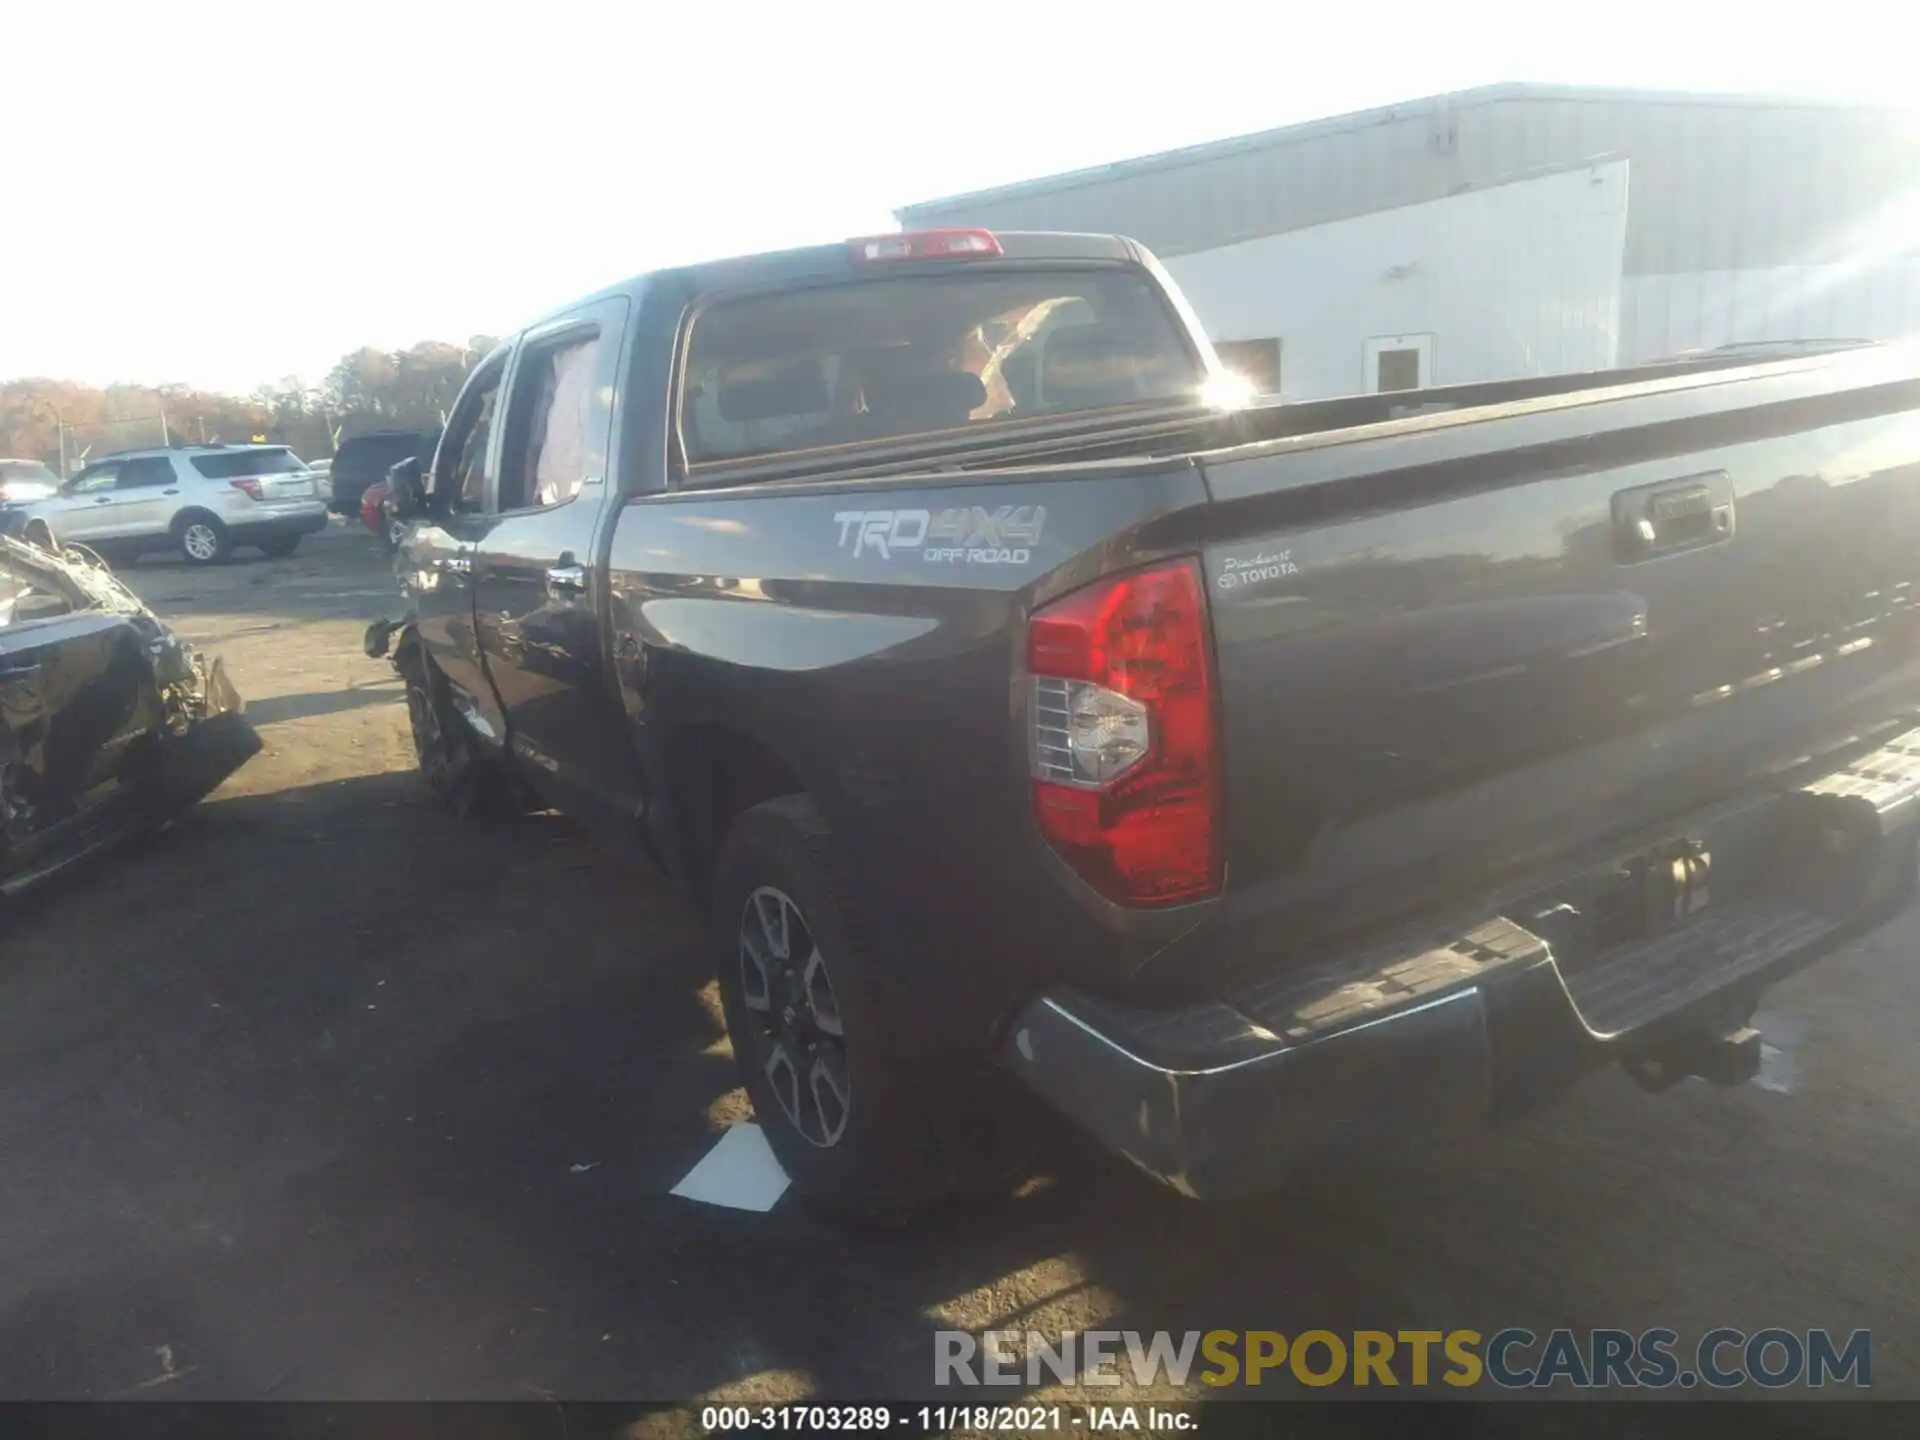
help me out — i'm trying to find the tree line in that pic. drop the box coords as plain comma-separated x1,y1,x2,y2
0,337,498,474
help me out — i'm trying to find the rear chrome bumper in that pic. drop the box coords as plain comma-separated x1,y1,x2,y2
1003,728,1920,1198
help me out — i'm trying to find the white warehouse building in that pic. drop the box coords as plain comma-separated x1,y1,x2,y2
896,84,1920,402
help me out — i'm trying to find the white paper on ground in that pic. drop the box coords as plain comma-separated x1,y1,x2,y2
669,1123,792,1211
1753,1009,1802,1095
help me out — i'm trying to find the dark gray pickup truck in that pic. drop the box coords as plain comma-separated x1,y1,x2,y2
369,228,1920,1212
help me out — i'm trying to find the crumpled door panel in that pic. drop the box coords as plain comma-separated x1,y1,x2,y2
0,613,165,836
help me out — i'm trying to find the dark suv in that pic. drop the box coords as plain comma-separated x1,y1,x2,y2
326,430,440,517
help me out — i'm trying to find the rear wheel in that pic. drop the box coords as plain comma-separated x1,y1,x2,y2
713,795,1001,1219
176,513,230,565
257,535,301,558
401,645,523,821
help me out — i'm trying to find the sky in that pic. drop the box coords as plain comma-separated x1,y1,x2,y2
7,0,1917,395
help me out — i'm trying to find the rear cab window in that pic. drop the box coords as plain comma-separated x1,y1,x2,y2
335,434,438,476
678,266,1202,478
189,448,304,479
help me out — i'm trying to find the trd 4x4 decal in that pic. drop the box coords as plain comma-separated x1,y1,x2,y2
832,505,1046,564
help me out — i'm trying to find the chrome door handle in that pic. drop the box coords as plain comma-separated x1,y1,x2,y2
545,563,587,597
93,497,113,504
442,554,472,576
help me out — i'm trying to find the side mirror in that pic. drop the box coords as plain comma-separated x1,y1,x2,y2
386,457,427,520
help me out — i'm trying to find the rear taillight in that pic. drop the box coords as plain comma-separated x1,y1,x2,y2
230,478,263,500
1027,559,1221,906
849,229,1002,263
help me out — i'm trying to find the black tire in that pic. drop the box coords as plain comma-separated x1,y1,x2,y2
174,512,231,565
713,795,994,1219
257,535,301,558
400,644,523,821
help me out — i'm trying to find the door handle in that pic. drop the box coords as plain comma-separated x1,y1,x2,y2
0,662,44,681
441,554,472,576
545,562,587,598
1612,470,1735,562
163,489,178,496
94,496,113,504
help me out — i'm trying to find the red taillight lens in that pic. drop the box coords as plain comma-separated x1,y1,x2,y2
1027,559,1220,906
849,229,1002,263
230,478,263,500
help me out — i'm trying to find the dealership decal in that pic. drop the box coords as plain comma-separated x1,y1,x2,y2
834,506,1046,565
1216,550,1300,590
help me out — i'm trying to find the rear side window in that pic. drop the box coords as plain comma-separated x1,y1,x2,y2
117,456,178,489
190,448,303,479
679,268,1201,467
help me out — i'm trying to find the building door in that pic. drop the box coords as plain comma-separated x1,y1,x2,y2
1363,334,1434,393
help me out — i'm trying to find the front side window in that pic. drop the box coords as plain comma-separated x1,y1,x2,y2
679,268,1202,469
66,464,121,495
437,370,501,515
499,331,603,511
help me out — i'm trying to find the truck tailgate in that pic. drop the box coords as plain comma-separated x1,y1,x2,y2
1192,358,1920,984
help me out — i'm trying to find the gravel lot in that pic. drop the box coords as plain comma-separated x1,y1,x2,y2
3,521,1918,1409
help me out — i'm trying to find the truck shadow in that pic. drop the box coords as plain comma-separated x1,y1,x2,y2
243,680,405,727
2,767,1913,1403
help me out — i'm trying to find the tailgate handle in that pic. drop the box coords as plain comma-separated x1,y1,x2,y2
1612,470,1735,561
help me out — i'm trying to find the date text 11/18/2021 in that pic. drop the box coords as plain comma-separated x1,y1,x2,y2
701,1404,1184,1432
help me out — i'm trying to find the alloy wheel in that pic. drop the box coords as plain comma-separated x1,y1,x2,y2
406,673,456,788
738,885,851,1148
182,523,219,561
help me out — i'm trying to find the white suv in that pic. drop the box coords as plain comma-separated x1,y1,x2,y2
5,445,330,565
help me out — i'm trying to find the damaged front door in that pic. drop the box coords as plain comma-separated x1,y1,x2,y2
0,547,164,853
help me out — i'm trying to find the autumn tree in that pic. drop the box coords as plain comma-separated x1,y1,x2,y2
0,338,495,472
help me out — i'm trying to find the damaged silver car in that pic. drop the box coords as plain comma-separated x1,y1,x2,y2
0,533,260,896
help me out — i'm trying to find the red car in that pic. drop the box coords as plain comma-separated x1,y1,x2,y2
360,479,406,551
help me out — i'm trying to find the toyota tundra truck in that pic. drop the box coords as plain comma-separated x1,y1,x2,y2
367,227,1920,1213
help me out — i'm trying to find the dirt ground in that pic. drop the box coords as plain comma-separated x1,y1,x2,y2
5,521,1920,1408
